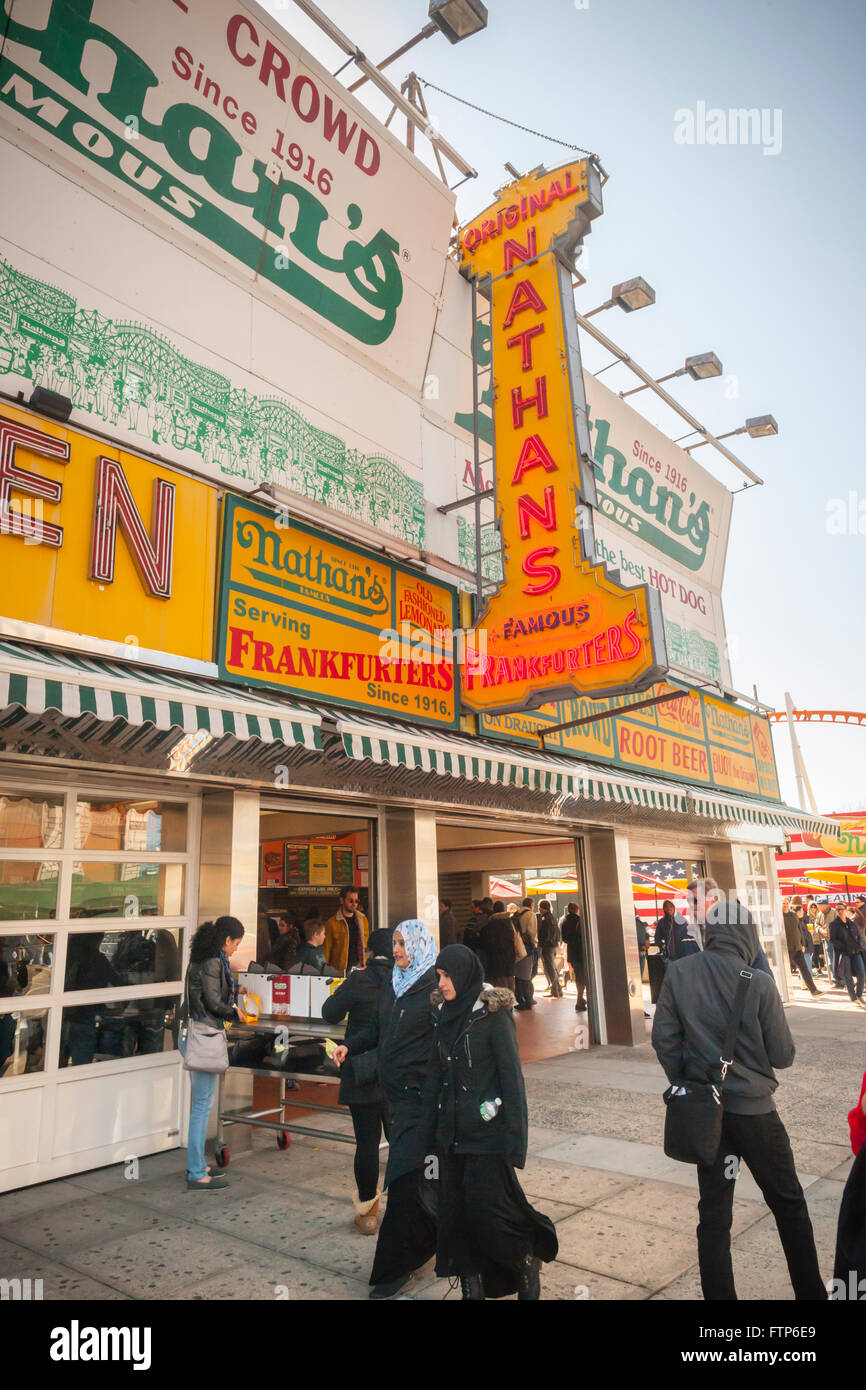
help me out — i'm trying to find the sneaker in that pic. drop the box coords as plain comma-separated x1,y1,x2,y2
369,1272,413,1300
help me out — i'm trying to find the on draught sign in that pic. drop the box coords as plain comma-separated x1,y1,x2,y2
458,160,667,714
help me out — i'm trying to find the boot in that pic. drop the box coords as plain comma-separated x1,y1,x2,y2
516,1256,541,1300
460,1274,485,1300
353,1193,380,1235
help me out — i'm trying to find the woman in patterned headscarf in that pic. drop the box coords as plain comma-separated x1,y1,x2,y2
334,919,439,1299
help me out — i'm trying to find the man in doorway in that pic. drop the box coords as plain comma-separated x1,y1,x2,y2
652,880,826,1302
654,899,695,961
324,885,370,975
439,898,458,948
479,901,517,991
560,902,587,1012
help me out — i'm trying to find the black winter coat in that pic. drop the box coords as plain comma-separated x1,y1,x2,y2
830,916,865,958
479,916,516,978
537,910,560,950
346,967,437,1186
183,956,236,1029
560,912,583,964
652,917,794,1114
320,959,392,1105
424,985,528,1168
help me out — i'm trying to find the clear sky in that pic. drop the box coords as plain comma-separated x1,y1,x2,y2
264,0,866,814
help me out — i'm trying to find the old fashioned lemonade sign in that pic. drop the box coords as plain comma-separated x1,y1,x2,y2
458,161,666,714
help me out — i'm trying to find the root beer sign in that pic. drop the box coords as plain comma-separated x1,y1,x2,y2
458,161,667,713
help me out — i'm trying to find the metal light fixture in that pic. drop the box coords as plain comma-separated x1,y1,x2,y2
745,414,778,438
620,350,723,398
429,0,489,42
584,276,656,318
348,1,488,92
685,351,723,381
28,386,73,422
685,414,779,451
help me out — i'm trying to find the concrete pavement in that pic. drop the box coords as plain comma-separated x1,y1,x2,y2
0,983,861,1301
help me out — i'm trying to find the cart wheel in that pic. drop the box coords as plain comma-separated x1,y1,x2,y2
277,1131,291,1151
214,1145,230,1168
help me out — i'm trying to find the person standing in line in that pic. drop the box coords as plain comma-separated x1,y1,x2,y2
652,889,826,1302
464,895,492,961
333,919,439,1300
321,929,394,1235
830,904,866,1008
323,884,369,975
438,899,458,948
832,1068,866,1296
560,902,587,1012
462,899,486,954
425,945,558,1300
654,899,697,962
538,900,563,998
479,902,518,992
180,916,247,1191
514,898,538,1010
818,903,837,983
783,898,822,998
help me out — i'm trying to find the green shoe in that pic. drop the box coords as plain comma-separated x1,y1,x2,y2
187,1174,229,1191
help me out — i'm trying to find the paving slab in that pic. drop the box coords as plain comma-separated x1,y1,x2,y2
64,1222,241,1300
519,1157,630,1207
1,1193,165,1259
592,1177,762,1237
0,1260,132,1301
537,1133,820,1204
0,1178,95,1223
177,1253,371,1301
652,1250,804,1301
553,1208,699,1288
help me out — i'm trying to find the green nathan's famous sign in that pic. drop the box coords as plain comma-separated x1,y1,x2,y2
0,0,404,345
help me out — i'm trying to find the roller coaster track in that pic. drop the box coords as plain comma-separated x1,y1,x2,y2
768,709,866,727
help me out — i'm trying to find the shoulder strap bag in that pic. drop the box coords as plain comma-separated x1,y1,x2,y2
663,967,752,1166
181,965,230,1074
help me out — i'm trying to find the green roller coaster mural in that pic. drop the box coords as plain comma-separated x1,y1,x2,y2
0,252,426,548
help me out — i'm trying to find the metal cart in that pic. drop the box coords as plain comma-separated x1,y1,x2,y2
214,1015,359,1167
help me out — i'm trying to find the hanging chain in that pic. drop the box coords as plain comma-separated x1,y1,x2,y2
416,76,598,160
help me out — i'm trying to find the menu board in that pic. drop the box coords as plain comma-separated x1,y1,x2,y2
332,847,355,883
308,845,333,886
284,843,310,885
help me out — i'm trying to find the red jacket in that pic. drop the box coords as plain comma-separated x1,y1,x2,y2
849,1071,866,1155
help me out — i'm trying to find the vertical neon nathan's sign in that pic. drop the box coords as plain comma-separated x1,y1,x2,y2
459,160,667,714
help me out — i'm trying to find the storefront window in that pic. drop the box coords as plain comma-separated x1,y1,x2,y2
0,1008,47,1078
64,928,182,989
0,934,53,995
59,996,179,1067
257,808,374,971
69,863,185,918
74,799,187,853
0,861,60,920
0,794,64,849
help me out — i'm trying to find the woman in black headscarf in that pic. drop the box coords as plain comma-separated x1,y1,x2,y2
425,944,558,1300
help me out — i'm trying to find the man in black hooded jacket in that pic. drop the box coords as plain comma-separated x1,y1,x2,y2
652,882,826,1301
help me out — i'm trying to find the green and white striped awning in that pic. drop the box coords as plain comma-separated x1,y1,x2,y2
334,714,837,836
0,639,322,749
